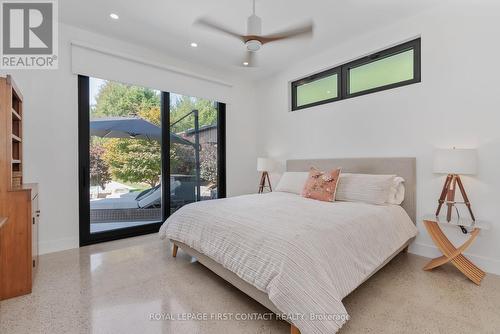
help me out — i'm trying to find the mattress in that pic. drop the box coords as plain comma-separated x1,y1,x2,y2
159,192,417,334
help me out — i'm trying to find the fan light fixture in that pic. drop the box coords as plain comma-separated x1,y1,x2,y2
245,40,262,52
194,0,313,67
109,13,119,20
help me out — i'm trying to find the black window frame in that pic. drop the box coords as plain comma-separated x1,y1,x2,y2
291,66,341,111
78,75,227,246
342,38,421,99
291,38,421,111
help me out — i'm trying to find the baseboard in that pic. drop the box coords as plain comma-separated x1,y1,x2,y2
409,242,500,276
39,237,79,255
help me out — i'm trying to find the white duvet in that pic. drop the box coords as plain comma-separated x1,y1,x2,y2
159,192,417,334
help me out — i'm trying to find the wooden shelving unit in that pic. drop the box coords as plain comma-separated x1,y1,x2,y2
11,108,21,121
9,78,23,189
0,75,39,301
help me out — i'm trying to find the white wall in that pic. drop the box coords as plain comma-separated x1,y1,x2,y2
1,23,258,254
255,1,500,274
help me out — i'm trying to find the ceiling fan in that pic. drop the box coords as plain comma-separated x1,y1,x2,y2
195,0,314,67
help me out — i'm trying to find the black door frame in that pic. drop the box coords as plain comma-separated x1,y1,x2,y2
78,75,226,246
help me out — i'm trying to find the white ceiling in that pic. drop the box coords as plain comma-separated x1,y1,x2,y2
60,0,438,79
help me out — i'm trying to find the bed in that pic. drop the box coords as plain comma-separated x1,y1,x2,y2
159,157,417,334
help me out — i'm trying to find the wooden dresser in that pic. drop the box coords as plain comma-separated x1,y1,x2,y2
0,75,39,300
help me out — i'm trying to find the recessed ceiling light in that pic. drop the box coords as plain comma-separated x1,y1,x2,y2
243,62,249,66
109,13,119,20
190,42,198,48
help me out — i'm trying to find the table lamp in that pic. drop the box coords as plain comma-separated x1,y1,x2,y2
257,158,275,194
433,148,477,224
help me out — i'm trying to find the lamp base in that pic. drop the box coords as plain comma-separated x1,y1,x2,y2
258,171,272,194
436,174,475,228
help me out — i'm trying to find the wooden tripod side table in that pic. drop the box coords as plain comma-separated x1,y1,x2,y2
422,215,490,285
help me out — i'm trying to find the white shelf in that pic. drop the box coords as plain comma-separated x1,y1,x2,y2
422,214,491,230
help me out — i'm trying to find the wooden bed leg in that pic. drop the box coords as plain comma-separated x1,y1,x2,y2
172,244,178,258
291,324,300,334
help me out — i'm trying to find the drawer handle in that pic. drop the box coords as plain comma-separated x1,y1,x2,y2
32,217,35,225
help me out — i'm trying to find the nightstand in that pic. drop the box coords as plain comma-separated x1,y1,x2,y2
421,215,490,285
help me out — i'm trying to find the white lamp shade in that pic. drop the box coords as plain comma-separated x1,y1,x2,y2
433,148,477,175
257,158,275,172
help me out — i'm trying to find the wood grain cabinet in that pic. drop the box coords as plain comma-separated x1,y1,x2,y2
32,190,40,271
0,75,39,300
0,217,7,294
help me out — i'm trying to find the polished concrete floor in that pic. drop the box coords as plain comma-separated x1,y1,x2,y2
1,234,499,334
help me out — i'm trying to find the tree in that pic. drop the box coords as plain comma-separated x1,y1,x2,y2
103,138,161,187
89,143,111,189
170,143,195,175
170,96,217,133
93,81,160,118
200,144,217,186
138,106,160,126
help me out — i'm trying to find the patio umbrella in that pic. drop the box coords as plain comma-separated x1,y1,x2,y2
90,117,194,146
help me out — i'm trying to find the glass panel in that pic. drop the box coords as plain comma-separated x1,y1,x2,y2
296,73,338,107
169,94,218,214
349,49,414,94
89,77,162,233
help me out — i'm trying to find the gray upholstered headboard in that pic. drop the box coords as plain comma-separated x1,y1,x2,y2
286,157,416,223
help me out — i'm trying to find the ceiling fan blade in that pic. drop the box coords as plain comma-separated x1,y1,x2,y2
195,17,245,42
259,21,314,44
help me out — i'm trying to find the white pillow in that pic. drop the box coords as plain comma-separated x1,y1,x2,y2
275,172,309,195
387,176,405,205
336,173,396,205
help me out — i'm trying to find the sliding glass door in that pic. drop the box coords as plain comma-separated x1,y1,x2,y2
78,76,225,246
168,93,225,214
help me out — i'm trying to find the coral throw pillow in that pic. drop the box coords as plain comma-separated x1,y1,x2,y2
302,167,341,202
